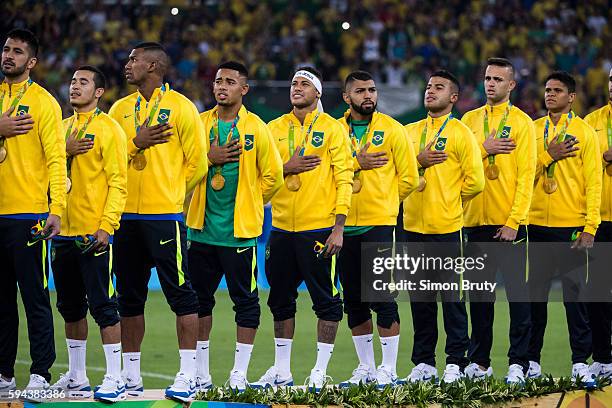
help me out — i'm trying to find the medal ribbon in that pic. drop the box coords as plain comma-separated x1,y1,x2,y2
483,101,512,165
607,110,611,150
348,117,371,179
0,78,33,148
132,83,168,158
418,113,452,176
65,108,101,178
212,114,240,177
288,113,320,157
543,111,573,178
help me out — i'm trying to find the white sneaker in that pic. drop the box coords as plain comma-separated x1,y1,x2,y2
0,375,16,398
375,365,405,389
51,373,92,398
251,366,293,389
505,364,526,385
22,374,50,402
590,362,612,379
404,363,438,383
572,363,596,389
121,374,144,397
464,363,493,381
195,375,213,392
304,368,332,392
165,372,196,402
339,364,374,388
441,364,463,383
94,375,126,403
226,370,249,392
526,361,541,379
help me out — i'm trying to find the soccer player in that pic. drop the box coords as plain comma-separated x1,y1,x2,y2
461,58,537,383
186,61,283,391
0,29,65,396
48,66,128,402
336,70,418,388
582,67,612,380
527,71,601,385
108,42,207,402
253,67,353,391
402,70,485,383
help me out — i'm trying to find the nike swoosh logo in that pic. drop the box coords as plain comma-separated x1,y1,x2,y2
381,342,388,346
276,344,287,347
160,239,175,245
200,347,209,350
67,384,82,390
113,349,120,353
512,238,526,245
237,247,250,253
69,346,80,349
27,241,39,247
94,251,108,257
594,129,603,132
278,138,287,141
274,379,288,385
366,339,373,343
129,358,139,362
377,248,391,253
124,114,132,118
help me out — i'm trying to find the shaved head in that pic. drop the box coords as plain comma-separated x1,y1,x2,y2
133,42,169,76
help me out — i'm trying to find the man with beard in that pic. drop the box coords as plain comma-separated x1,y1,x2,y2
0,29,65,397
461,58,537,384
583,66,612,381
252,67,352,391
527,71,601,385
186,61,283,391
108,42,206,402
49,66,128,403
402,70,484,384
336,70,418,388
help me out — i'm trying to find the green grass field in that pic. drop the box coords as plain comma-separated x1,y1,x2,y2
15,290,571,389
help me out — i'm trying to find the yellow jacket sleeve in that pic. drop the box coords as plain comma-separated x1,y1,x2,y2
582,126,602,235
506,119,537,230
394,125,419,202
257,121,284,203
457,124,485,202
329,123,354,216
99,122,129,234
40,97,67,217
178,101,208,193
108,102,140,159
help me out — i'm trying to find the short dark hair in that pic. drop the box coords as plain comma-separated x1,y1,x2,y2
6,28,39,57
294,66,322,81
133,41,167,53
545,71,576,93
218,61,249,79
133,41,169,75
431,69,460,93
344,70,374,91
487,57,515,78
76,65,106,89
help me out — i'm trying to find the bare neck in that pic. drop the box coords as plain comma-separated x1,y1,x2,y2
487,95,510,107
4,71,30,85
137,78,163,101
349,108,372,122
549,106,571,125
429,104,453,118
292,101,318,125
73,100,98,114
218,102,242,122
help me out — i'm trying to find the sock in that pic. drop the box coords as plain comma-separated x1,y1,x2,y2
102,343,122,378
274,338,293,376
66,339,87,381
352,334,375,371
122,352,141,380
380,335,400,373
196,341,210,379
179,349,196,379
232,343,254,374
314,342,334,372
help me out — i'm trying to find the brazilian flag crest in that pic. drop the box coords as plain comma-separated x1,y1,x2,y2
435,137,448,151
500,126,511,139
16,105,29,116
244,134,254,151
157,108,171,124
311,131,324,147
372,131,384,146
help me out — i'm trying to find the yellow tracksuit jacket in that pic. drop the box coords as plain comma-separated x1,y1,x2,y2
61,109,128,235
403,112,485,234
108,84,207,215
584,103,612,222
0,78,66,217
187,105,284,238
530,113,602,235
461,101,537,229
268,108,353,231
338,110,419,226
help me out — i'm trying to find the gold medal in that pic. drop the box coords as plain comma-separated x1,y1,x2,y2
285,174,302,191
352,177,362,193
66,177,72,193
132,152,147,171
606,164,612,177
417,175,427,192
543,177,557,194
0,145,6,163
211,173,225,191
485,164,499,180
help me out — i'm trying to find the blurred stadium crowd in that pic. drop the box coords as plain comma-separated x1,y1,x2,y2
0,0,610,118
